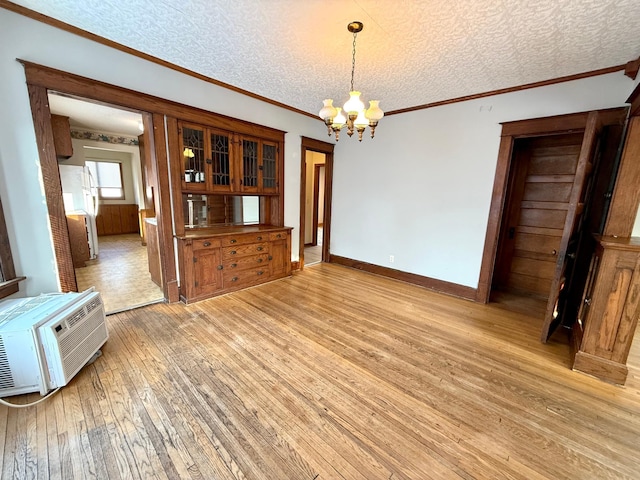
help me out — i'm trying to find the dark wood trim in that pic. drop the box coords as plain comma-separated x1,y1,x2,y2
500,108,626,138
1,1,318,121
476,135,514,303
603,115,640,237
151,113,179,303
572,350,628,385
330,255,477,301
386,65,626,116
26,84,77,292
19,61,287,142
299,137,334,270
624,57,640,80
311,163,324,246
291,261,300,271
0,277,25,299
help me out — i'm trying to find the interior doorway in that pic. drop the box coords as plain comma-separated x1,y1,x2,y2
299,137,334,269
47,92,163,313
481,108,627,342
304,158,326,266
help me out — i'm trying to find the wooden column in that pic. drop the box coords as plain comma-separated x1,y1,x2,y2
573,237,640,384
573,83,640,384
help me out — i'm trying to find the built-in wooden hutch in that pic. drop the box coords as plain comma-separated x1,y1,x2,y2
168,116,292,303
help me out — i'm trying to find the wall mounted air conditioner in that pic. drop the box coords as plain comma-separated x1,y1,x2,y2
0,288,108,397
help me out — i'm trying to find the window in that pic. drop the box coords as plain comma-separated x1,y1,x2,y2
86,160,125,200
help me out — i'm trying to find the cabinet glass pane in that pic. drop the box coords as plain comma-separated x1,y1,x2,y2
211,133,230,186
242,139,258,188
182,127,205,184
262,144,277,189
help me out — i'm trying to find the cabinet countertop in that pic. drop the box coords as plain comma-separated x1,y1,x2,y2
176,224,292,240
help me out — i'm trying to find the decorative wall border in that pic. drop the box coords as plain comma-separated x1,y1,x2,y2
71,129,139,145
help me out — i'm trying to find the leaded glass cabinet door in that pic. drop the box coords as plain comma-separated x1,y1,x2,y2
240,137,260,193
209,129,234,193
261,141,278,194
180,123,206,191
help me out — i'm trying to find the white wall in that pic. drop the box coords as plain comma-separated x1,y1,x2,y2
332,73,640,288
0,8,323,296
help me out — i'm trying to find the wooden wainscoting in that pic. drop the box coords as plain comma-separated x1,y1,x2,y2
96,204,140,236
2,264,638,479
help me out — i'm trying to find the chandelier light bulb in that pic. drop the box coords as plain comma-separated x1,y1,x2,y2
343,91,365,117
332,108,347,129
365,100,384,121
319,99,338,122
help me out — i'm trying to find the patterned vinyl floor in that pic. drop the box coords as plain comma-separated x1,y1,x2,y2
75,233,164,314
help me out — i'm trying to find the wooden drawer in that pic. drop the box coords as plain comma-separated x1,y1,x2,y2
222,243,268,260
224,254,269,271
223,267,268,288
221,233,269,247
269,231,287,241
192,238,222,250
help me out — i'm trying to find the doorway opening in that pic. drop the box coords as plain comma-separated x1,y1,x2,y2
49,92,163,313
479,108,627,342
299,137,335,269
304,157,326,266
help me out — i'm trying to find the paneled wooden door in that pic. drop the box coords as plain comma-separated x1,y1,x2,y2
493,133,585,296
493,111,602,341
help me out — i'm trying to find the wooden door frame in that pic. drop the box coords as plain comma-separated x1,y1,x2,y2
311,163,325,246
299,137,334,269
21,60,179,301
476,107,627,303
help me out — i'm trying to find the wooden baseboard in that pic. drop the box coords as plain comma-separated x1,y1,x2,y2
291,261,300,271
329,255,477,301
572,350,628,385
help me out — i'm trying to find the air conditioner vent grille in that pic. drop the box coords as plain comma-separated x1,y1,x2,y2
66,308,86,328
0,336,15,389
59,310,103,358
85,297,102,314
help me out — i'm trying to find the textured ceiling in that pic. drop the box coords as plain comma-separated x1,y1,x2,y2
10,0,640,115
49,93,143,136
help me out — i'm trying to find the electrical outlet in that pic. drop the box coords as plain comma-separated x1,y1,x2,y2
389,255,395,263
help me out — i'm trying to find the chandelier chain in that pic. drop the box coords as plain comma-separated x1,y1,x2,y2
350,31,357,92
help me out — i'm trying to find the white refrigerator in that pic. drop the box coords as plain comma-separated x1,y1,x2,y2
59,164,100,259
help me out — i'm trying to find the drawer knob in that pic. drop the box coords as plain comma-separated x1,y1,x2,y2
203,241,211,247
268,255,273,261
217,265,223,270
231,276,238,282
257,258,263,263
230,250,237,255
231,263,237,268
230,239,237,244
257,246,264,251
276,234,282,238
257,271,264,276
257,236,263,241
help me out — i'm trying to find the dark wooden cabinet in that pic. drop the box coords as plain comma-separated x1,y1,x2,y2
66,213,90,268
572,236,640,384
178,121,281,195
177,226,292,303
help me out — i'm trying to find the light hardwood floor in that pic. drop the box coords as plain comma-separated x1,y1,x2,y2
2,263,639,479
76,234,164,313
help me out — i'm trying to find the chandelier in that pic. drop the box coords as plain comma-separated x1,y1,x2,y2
318,21,384,141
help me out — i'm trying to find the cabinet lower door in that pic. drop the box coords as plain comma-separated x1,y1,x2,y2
193,248,223,297
270,239,289,277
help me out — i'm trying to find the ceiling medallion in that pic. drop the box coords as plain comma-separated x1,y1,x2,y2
318,21,384,141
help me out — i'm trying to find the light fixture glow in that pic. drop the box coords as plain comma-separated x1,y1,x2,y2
318,21,383,142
